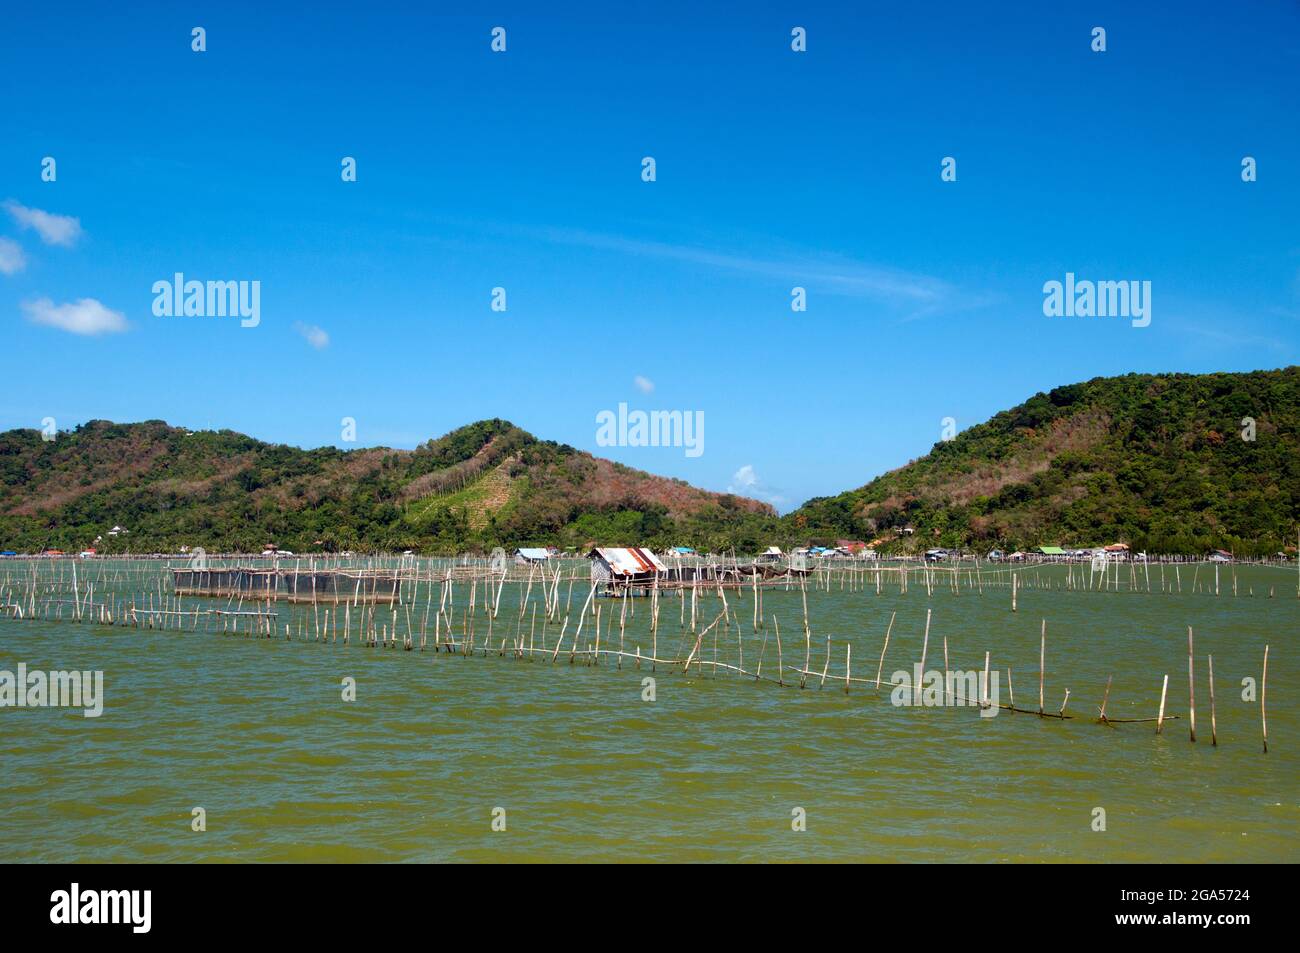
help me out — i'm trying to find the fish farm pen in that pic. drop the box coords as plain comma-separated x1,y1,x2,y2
171,567,402,604
0,552,1289,756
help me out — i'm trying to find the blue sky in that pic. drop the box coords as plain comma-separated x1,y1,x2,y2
2,1,1297,512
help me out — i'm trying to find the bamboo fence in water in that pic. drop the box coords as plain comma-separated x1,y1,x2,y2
0,554,1282,752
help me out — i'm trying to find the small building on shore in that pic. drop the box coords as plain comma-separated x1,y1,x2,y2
588,546,667,588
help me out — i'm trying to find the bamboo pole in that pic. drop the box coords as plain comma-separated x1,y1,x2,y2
1261,644,1269,754
1038,619,1045,716
1157,674,1169,734
774,616,783,686
1207,654,1217,747
801,621,810,689
981,651,990,709
874,611,895,689
918,609,931,693
943,635,950,703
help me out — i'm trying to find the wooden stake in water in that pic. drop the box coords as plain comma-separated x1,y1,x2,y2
618,585,628,669
801,621,810,689
774,616,783,686
942,635,950,703
1187,626,1196,742
981,651,990,709
1207,654,1217,747
918,609,931,694
1038,619,1046,716
875,611,895,690
1261,644,1270,754
1157,674,1169,734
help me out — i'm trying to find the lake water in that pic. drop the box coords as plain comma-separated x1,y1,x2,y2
1,560,1295,862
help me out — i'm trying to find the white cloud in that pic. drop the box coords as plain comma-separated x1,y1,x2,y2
728,464,787,508
730,464,758,490
22,297,127,335
522,224,977,318
399,215,995,322
294,321,330,349
0,238,25,275
4,200,83,247
633,375,654,394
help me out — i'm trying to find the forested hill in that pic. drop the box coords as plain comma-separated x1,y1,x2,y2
5,368,1298,556
0,418,775,554
791,368,1300,555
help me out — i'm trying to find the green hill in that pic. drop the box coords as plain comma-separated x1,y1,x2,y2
0,418,775,554
5,369,1298,556
791,367,1300,556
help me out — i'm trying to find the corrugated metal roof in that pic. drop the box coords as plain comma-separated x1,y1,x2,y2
515,548,550,560
590,547,667,574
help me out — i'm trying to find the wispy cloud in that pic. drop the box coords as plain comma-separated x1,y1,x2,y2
1181,322,1292,355
633,375,654,394
4,200,83,247
0,238,25,275
728,463,786,508
22,297,127,335
294,321,330,349
410,214,987,321
526,224,972,318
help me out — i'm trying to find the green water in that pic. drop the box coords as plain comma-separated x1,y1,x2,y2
1,562,1295,862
